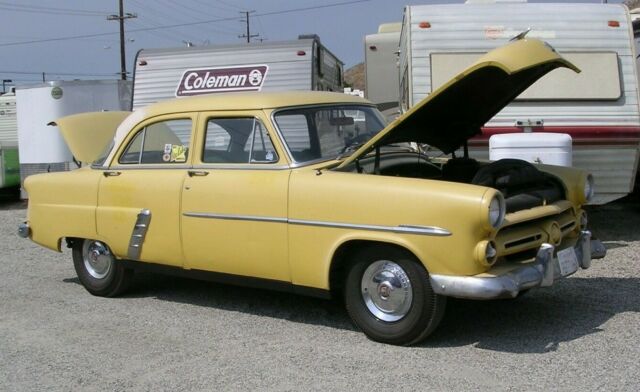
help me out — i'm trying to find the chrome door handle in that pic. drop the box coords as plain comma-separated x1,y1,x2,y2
188,170,209,177
103,171,121,177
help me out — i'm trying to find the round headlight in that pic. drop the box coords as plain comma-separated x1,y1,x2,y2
584,174,595,202
488,194,506,229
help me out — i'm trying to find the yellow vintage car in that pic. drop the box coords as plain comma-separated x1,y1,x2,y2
19,38,605,345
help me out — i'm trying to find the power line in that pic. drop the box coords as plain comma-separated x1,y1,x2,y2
0,0,370,47
0,1,108,16
190,0,244,13
0,70,117,76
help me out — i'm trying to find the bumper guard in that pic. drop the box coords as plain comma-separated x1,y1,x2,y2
430,230,606,300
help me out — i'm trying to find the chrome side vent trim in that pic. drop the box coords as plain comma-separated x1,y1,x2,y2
127,209,151,260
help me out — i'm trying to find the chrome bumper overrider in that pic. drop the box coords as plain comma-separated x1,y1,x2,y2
430,230,606,300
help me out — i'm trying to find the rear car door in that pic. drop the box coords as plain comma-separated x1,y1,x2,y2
96,114,195,266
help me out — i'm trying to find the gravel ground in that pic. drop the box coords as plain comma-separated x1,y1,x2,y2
0,198,638,391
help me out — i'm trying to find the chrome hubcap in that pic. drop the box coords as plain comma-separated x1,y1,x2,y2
82,240,113,279
361,260,413,322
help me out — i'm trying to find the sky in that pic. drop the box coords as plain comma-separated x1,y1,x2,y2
0,0,625,88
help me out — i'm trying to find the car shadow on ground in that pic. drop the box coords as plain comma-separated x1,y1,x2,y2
64,273,356,331
423,276,640,352
64,274,639,352
587,195,640,243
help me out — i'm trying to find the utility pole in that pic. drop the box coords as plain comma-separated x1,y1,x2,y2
108,0,137,80
238,11,259,43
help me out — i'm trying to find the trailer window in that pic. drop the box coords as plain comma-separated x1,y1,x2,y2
430,51,621,100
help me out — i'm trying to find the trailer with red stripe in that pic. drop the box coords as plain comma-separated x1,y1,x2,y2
399,1,640,204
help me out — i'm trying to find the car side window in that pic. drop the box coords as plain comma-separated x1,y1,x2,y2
119,119,192,164
203,118,278,164
274,114,314,162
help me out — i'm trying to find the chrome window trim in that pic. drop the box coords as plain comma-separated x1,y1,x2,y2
117,117,194,166
192,164,290,171
95,164,291,171
269,103,381,169
202,116,281,165
101,164,192,171
182,211,451,237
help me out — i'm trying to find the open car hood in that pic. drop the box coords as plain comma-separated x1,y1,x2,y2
338,38,579,168
49,111,131,163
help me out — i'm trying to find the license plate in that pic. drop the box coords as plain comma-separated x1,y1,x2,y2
557,247,579,276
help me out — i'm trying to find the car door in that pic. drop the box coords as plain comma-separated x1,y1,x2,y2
180,111,290,281
96,114,196,267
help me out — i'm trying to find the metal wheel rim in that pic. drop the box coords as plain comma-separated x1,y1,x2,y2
82,240,113,280
361,260,413,322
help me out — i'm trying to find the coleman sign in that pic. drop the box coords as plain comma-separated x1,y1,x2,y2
175,65,269,96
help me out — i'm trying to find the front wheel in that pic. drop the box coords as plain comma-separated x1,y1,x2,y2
72,239,133,297
344,246,446,345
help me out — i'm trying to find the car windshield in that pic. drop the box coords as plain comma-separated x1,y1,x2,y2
273,104,386,163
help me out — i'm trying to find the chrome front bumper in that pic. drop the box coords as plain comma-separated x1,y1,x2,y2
430,230,606,300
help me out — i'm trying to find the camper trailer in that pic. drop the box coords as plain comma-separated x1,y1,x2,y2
16,80,132,198
0,92,19,192
365,23,402,119
399,1,640,204
132,35,343,110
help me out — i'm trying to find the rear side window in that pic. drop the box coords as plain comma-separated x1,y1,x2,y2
119,119,192,164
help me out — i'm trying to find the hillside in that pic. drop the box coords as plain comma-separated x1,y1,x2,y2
344,62,365,90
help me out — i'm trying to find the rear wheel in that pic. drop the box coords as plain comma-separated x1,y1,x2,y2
344,246,446,345
72,239,133,297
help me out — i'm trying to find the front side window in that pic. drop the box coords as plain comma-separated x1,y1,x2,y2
203,117,278,164
119,118,192,164
274,105,386,163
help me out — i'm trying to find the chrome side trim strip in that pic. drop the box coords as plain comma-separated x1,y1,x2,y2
127,209,152,260
288,219,451,236
183,212,288,224
182,212,451,237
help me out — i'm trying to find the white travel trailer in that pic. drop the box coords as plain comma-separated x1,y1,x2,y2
399,1,640,204
16,80,132,198
365,23,402,119
132,35,343,110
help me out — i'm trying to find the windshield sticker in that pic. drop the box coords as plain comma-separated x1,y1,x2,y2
175,65,269,96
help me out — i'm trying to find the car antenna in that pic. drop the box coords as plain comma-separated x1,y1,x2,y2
509,28,531,41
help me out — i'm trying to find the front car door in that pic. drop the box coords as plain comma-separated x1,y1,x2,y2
97,114,196,266
180,111,290,281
